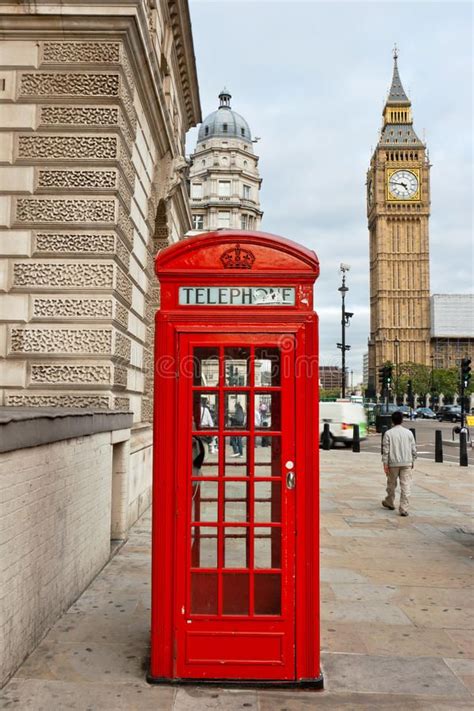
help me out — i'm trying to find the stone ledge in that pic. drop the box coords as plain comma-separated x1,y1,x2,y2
0,407,133,453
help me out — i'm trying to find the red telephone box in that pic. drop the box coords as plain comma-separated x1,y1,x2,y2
149,230,323,687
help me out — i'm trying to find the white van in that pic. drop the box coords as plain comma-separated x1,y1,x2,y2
319,401,368,447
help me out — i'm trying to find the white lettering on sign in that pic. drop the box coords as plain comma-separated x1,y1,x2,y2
179,287,295,306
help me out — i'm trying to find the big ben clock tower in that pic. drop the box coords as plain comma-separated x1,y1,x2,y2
367,48,431,393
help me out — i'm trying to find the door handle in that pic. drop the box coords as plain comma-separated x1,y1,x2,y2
286,471,296,490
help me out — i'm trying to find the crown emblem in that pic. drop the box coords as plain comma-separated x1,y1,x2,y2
220,243,255,269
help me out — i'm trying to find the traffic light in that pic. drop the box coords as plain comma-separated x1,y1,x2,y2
378,366,385,387
378,365,393,391
461,357,471,388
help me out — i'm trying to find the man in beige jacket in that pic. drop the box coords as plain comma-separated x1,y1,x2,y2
382,411,417,516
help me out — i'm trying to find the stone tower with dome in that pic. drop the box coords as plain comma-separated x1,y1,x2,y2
188,89,263,232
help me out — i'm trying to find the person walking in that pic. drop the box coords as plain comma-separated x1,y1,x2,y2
381,410,417,516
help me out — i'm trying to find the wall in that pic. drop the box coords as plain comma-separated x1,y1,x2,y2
0,2,201,425
0,409,132,687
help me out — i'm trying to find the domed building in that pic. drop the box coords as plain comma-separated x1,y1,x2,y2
188,89,263,232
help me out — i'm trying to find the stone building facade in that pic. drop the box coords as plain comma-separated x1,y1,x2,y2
188,88,262,232
366,50,431,392
0,2,201,430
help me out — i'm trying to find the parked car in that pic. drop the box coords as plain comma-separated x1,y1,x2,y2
436,405,462,422
395,405,415,419
416,407,437,419
320,401,368,447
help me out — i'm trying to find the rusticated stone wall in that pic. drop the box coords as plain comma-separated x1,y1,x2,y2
0,4,201,423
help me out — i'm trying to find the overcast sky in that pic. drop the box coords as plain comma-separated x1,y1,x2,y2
186,0,473,382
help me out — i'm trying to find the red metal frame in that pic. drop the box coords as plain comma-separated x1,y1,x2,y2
150,230,322,686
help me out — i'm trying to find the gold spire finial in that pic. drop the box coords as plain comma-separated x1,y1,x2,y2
393,43,398,61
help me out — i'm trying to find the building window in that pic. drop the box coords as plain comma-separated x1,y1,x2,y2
222,123,228,132
192,215,204,230
218,181,231,197
205,127,209,136
201,159,206,167
243,184,251,200
240,214,248,230
218,211,230,228
241,127,245,137
191,183,202,199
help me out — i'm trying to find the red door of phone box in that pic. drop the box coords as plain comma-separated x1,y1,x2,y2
148,230,323,688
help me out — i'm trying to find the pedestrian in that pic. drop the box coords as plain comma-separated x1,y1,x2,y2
200,397,217,454
230,401,245,457
381,410,417,516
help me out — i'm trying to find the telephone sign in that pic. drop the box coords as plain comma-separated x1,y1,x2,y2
179,286,296,306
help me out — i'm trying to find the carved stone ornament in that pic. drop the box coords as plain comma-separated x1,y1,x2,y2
6,394,111,409
220,243,256,269
16,198,116,224
13,262,115,289
10,327,113,354
30,363,112,385
18,135,118,160
42,42,121,64
32,297,113,319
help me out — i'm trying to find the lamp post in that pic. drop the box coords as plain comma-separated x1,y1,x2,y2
337,264,353,399
430,353,435,409
394,337,400,403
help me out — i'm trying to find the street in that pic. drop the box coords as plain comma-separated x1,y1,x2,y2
361,419,473,465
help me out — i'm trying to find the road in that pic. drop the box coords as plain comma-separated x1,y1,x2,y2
360,418,473,465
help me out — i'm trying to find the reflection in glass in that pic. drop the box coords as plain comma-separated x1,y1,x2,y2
254,527,281,569
223,573,249,615
255,348,280,386
224,527,249,568
224,436,248,474
191,573,218,614
193,392,218,430
193,347,219,386
224,348,250,387
254,436,281,476
225,393,248,429
192,481,218,522
254,481,281,522
224,481,249,522
255,392,280,430
254,574,281,615
191,526,218,568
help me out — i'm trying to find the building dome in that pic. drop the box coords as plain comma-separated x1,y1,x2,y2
197,88,252,144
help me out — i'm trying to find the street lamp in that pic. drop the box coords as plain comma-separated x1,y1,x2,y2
337,264,353,399
394,337,400,402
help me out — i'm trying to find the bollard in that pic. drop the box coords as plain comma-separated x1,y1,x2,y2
409,427,416,441
381,425,388,454
352,424,360,453
460,430,468,467
435,429,443,463
322,423,331,450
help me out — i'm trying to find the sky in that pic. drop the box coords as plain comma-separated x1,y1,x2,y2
186,0,473,383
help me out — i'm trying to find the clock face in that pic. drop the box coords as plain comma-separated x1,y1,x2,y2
388,170,419,200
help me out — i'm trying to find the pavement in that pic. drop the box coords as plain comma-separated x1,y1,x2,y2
1,451,473,710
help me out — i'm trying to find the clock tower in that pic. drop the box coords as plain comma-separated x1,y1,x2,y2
367,49,431,393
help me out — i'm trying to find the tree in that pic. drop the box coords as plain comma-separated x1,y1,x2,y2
320,388,340,401
432,368,458,398
397,362,431,397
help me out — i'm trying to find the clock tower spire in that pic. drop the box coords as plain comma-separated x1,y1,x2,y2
367,49,431,395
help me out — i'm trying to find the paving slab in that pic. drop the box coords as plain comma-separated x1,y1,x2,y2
1,451,473,710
